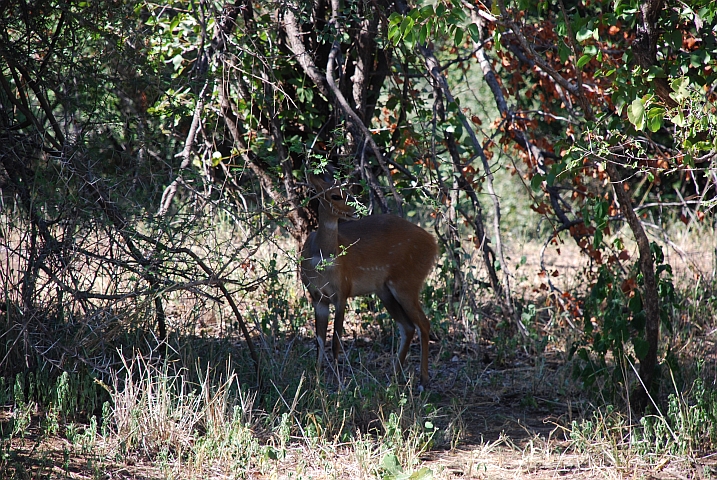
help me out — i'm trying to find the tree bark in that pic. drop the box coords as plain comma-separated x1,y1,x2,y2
632,0,678,108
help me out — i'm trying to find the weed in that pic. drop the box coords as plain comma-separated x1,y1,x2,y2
569,405,626,464
637,369,717,457
11,400,33,438
380,452,434,480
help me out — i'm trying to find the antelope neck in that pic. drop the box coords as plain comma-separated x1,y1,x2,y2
315,203,340,258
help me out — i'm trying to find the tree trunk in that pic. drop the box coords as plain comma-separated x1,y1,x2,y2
606,161,660,413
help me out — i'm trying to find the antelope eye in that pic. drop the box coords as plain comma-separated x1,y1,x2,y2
330,194,342,201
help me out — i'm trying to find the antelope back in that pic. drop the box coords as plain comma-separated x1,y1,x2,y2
336,214,437,296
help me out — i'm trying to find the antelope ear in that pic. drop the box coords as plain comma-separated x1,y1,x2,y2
308,171,335,191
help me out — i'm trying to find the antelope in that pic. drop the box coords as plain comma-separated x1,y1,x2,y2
300,173,438,388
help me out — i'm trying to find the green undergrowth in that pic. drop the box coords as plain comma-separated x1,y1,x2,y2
567,370,717,476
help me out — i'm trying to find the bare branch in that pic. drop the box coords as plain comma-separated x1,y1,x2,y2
282,4,331,99
606,160,661,412
157,88,207,217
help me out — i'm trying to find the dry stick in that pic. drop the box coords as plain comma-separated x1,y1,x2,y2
68,154,170,341
495,0,583,101
4,59,173,340
633,0,677,108
359,139,390,213
153,5,262,376
470,6,587,330
283,0,403,214
470,7,572,166
258,67,308,242
418,44,523,334
221,64,310,244
218,76,287,211
607,0,665,409
128,230,261,370
500,0,662,406
0,64,62,152
470,8,581,242
476,6,663,391
235,3,308,242
431,79,493,312
557,0,593,119
152,82,207,341
283,6,331,99
10,60,67,147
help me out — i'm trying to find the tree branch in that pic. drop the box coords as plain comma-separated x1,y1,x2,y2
282,4,331,99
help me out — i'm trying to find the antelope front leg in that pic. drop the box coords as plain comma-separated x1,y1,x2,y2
332,297,348,382
314,300,330,371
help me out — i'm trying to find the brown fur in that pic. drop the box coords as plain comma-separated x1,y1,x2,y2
301,174,437,387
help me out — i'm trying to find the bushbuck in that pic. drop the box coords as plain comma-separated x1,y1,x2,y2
301,173,437,388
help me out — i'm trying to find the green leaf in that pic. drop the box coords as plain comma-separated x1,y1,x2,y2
404,28,416,50
627,98,646,131
628,294,643,314
388,24,401,44
670,77,690,102
382,453,403,475
633,338,650,360
577,54,593,69
468,23,480,42
408,467,434,480
647,107,665,132
171,53,184,71
576,27,595,42
400,16,415,39
419,23,428,45
577,348,589,362
530,174,545,192
546,170,556,186
453,27,464,46
558,42,571,63
169,15,181,32
419,5,434,18
671,112,686,127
